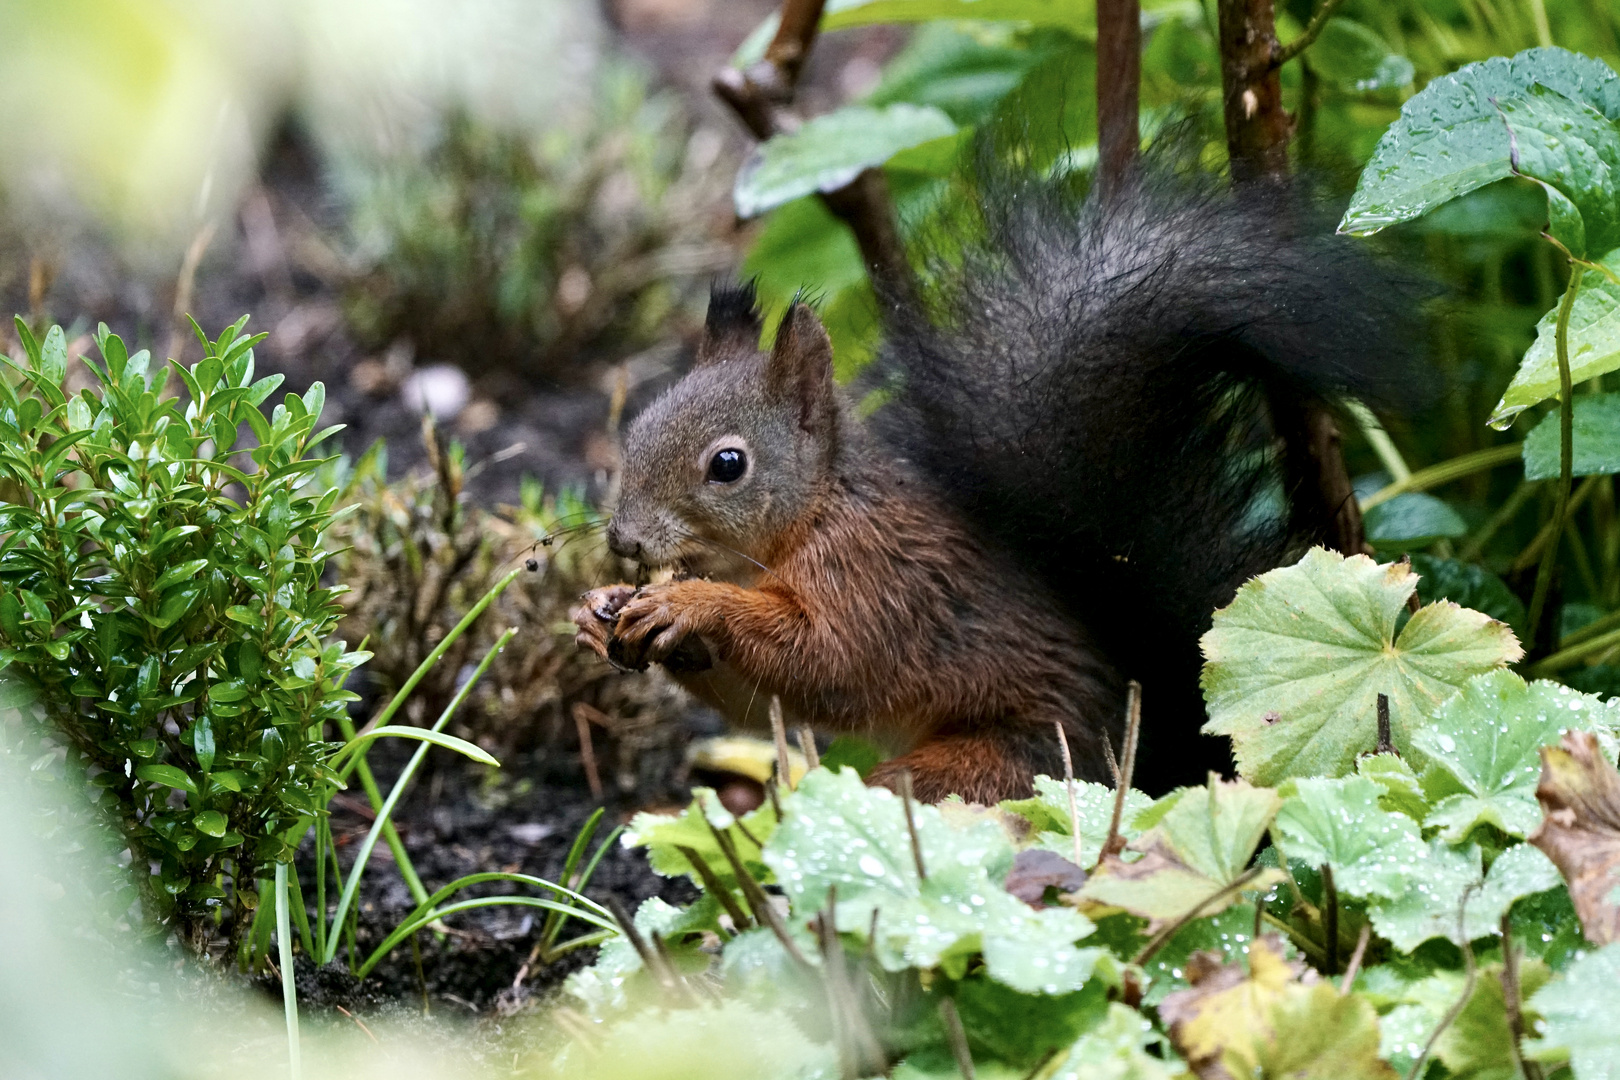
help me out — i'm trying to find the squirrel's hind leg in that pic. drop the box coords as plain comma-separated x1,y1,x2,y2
867,718,1114,804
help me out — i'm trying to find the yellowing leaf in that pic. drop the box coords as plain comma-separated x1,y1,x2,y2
1159,936,1398,1080
1078,778,1283,929
1201,548,1523,785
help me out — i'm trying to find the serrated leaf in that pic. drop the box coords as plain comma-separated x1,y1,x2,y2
1357,752,1431,820
1006,775,1152,868
765,769,1105,992
1494,265,1620,427
622,788,778,894
1045,1002,1187,1080
1396,959,1553,1080
1411,555,1527,638
1341,47,1620,237
1079,778,1283,929
1368,840,1557,951
1528,729,1620,944
1526,941,1620,1080
1201,549,1524,784
1273,776,1427,900
1522,391,1620,479
734,104,957,218
1159,936,1397,1080
1415,672,1620,841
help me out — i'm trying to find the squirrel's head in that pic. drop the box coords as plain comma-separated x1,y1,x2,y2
608,284,842,573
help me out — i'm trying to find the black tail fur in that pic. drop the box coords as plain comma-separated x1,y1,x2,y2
870,151,1427,788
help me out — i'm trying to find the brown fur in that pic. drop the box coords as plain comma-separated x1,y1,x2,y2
573,300,1122,801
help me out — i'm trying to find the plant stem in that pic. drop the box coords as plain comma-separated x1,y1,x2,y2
1527,273,1585,650
1458,478,1538,562
275,862,302,1080
1272,0,1350,66
1345,399,1411,484
1360,443,1523,510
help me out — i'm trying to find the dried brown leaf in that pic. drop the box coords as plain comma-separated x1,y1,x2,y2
1528,729,1620,945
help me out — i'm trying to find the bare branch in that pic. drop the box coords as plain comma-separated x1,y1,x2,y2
1272,0,1351,67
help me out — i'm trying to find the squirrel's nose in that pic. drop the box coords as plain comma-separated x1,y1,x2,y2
606,521,642,561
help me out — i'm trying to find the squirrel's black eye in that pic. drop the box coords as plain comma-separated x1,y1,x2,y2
707,447,747,484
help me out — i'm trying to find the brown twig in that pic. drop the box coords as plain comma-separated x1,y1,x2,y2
334,1005,379,1044
1339,923,1371,995
770,695,794,790
711,0,914,290
797,725,820,771
1133,866,1265,966
1500,913,1545,1080
1101,681,1143,862
939,998,976,1080
676,844,754,931
1375,694,1395,756
707,820,812,968
816,887,887,1078
606,897,694,1004
1096,0,1141,202
573,703,603,801
1054,721,1086,869
1272,0,1351,66
898,769,928,882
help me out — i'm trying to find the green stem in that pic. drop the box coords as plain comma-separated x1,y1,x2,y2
321,627,517,965
1360,443,1523,511
1527,273,1584,650
1528,622,1620,675
1345,399,1410,484
275,862,302,1080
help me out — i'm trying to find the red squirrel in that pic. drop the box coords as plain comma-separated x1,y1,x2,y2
572,154,1420,802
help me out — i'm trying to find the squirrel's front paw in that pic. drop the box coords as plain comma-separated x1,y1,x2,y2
613,581,715,668
571,584,638,665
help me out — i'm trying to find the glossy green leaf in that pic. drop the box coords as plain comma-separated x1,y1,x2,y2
1494,266,1620,427
1201,548,1524,784
734,104,957,218
1363,492,1468,551
135,764,197,794
1494,83,1620,258
1341,47,1620,237
1523,391,1620,479
193,810,228,838
1273,776,1427,900
1413,671,1620,841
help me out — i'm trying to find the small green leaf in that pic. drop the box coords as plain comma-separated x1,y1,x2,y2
734,104,957,218
1200,549,1524,784
1523,391,1620,479
194,810,228,838
1363,492,1468,551
152,558,210,593
1367,840,1558,950
136,764,197,794
1273,776,1427,900
1496,269,1620,427
37,325,68,388
193,717,216,774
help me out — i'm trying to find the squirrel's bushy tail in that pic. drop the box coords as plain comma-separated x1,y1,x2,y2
872,149,1426,784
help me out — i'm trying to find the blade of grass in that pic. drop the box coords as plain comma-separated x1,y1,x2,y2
322,627,516,964
275,862,302,1080
1360,443,1523,511
359,895,614,979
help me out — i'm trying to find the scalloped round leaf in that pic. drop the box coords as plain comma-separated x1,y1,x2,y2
1367,840,1558,952
1045,1002,1187,1080
1273,776,1427,900
1527,941,1620,1080
1493,261,1620,428
1341,47,1620,237
1201,549,1524,785
1414,672,1619,841
1007,775,1153,868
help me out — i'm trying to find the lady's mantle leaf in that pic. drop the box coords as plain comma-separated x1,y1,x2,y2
1078,778,1284,930
765,769,1107,993
1158,936,1397,1080
1003,775,1153,868
1492,260,1620,428
1526,941,1620,1080
1045,1002,1188,1080
1367,841,1560,951
622,787,778,894
1273,776,1427,900
1414,671,1620,841
1201,548,1523,785
1528,729,1620,945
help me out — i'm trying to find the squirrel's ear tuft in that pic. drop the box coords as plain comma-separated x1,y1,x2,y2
697,281,762,365
766,302,836,437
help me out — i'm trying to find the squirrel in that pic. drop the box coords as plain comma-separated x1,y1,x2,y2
571,148,1420,803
